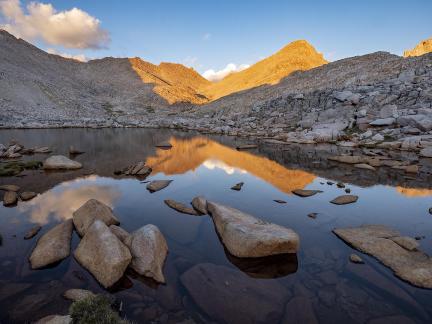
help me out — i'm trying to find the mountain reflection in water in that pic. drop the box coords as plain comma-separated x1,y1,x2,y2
146,137,316,193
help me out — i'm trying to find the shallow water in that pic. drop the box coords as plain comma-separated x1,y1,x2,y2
1,128,432,323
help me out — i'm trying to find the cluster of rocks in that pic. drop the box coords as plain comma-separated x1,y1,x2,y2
29,199,169,288
0,184,37,206
0,141,51,159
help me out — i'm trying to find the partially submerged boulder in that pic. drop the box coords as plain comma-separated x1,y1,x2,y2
0,184,20,192
24,225,42,240
164,199,198,215
43,155,82,170
124,224,168,283
330,195,358,205
191,196,207,214
292,189,322,197
146,180,172,193
20,191,37,201
122,161,152,176
231,182,244,191
74,220,132,288
333,224,432,288
63,289,95,302
207,201,299,257
3,191,18,206
29,219,73,269
73,199,120,236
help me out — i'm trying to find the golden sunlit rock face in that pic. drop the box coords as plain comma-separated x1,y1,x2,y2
128,58,211,104
404,38,432,57
201,40,327,100
128,40,327,104
396,187,432,197
145,137,316,193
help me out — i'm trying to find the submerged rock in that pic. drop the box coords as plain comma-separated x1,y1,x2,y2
180,263,290,323
43,155,82,170
29,219,73,269
282,296,318,324
35,315,71,324
191,196,208,214
334,224,432,288
292,189,322,197
74,220,132,288
73,199,120,236
274,199,287,204
164,199,198,215
3,191,18,206
20,191,37,201
0,184,20,192
350,254,364,264
146,180,173,193
207,201,299,257
24,225,42,240
155,141,172,149
231,182,244,191
69,146,85,155
63,288,95,302
330,195,358,205
124,224,168,283
236,144,258,150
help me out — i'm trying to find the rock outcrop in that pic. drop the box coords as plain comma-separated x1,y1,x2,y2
74,220,132,288
207,201,299,257
333,224,432,288
43,156,82,170
29,219,73,269
404,38,432,57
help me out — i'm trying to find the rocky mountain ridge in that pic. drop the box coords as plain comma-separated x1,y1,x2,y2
404,37,432,57
1,30,432,156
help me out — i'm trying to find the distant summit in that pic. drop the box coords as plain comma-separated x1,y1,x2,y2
202,40,328,100
404,37,432,57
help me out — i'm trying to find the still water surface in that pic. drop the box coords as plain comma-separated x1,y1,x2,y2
0,128,432,323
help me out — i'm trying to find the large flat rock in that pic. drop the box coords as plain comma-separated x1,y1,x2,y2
333,224,432,288
73,199,120,236
29,219,73,269
43,155,82,170
74,220,131,288
181,263,290,323
207,201,299,257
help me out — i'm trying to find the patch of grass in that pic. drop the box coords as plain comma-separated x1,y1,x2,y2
0,160,42,177
69,295,131,324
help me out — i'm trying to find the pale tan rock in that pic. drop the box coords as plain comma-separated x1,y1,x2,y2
334,224,432,288
124,224,168,283
0,184,20,192
354,163,376,171
20,191,37,201
191,196,208,214
109,225,130,244
74,220,132,288
292,189,322,197
72,199,119,236
330,195,358,205
391,236,419,251
43,155,82,170
164,199,198,215
35,315,71,324
328,155,365,164
146,180,172,193
3,191,18,206
63,288,95,302
207,201,299,257
404,38,432,57
29,220,73,269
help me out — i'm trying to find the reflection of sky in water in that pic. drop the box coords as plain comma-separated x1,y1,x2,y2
202,159,247,175
18,176,121,224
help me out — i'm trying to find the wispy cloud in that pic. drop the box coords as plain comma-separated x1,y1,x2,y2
202,32,211,41
0,0,110,49
203,63,250,82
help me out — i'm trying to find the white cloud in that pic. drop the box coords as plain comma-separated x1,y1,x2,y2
0,0,109,49
183,56,198,67
202,63,250,82
46,48,87,62
202,33,211,41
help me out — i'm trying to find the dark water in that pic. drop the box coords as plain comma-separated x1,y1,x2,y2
1,128,432,323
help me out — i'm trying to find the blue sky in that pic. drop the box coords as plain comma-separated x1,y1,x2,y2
1,0,431,75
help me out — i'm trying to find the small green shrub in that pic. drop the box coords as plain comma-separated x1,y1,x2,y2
69,295,130,324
